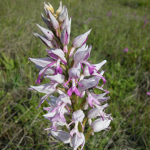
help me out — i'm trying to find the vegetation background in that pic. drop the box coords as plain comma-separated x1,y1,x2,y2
0,0,150,149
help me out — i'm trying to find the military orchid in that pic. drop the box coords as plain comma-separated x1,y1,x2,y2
29,1,112,149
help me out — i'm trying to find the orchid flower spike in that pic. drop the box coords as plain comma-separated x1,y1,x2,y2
29,2,112,149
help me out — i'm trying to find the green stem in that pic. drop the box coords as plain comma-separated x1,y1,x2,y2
72,94,78,111
82,118,87,128
78,122,83,132
79,98,86,109
85,128,93,140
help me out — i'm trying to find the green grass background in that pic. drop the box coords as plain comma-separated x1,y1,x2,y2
0,0,150,149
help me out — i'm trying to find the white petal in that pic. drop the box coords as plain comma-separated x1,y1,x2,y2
92,93,110,102
34,33,54,48
68,67,80,78
35,64,55,74
58,5,67,22
73,29,92,48
36,24,54,40
30,83,56,94
52,49,67,63
91,118,111,132
46,95,57,106
48,11,59,29
56,1,62,15
58,94,71,105
29,57,54,67
72,110,85,122
44,74,65,84
74,45,91,63
43,112,56,118
88,118,92,126
72,132,85,150
78,76,100,91
93,60,107,71
83,66,90,76
51,130,71,144
88,108,99,119
61,9,69,30
74,44,86,55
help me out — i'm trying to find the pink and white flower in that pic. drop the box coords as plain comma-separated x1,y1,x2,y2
29,2,112,149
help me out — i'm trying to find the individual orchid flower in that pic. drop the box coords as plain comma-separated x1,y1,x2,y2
71,132,85,150
44,5,60,36
61,19,71,53
85,90,101,108
60,7,69,30
83,90,110,110
28,57,57,84
46,49,67,75
78,76,100,96
47,49,67,65
30,83,60,107
44,117,66,131
87,103,111,122
59,7,71,53
48,11,59,30
79,73,109,95
43,94,71,123
44,96,67,131
43,106,68,125
58,5,67,22
69,29,92,57
68,110,85,138
64,67,82,97
73,44,90,65
73,44,98,75
80,60,107,83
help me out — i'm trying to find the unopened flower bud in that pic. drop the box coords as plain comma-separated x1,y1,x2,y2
56,1,62,15
36,24,54,40
58,6,67,22
44,2,54,14
48,11,59,29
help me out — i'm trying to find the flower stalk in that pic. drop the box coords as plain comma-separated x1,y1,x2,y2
85,128,93,140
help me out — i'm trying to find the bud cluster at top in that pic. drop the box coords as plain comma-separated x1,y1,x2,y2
29,1,112,149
